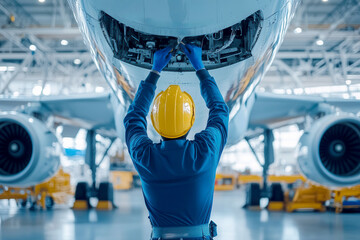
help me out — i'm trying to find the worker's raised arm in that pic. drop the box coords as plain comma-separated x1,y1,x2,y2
123,47,172,164
181,44,229,157
196,69,229,151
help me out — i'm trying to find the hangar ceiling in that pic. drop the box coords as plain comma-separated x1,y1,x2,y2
0,0,359,97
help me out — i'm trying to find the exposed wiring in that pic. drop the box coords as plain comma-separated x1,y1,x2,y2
209,30,236,55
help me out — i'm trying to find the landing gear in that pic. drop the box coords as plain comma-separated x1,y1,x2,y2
73,130,115,210
244,129,275,208
245,183,261,207
270,183,284,202
97,182,115,210
73,182,91,210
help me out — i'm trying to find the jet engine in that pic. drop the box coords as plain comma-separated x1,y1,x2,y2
0,112,61,187
297,115,360,187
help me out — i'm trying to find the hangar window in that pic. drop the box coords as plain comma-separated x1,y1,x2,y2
100,10,263,71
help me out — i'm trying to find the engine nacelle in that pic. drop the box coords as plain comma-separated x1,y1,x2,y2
0,112,61,187
297,115,360,187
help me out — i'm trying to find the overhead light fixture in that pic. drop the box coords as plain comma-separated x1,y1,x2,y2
322,0,328,2
346,80,352,85
74,58,81,65
32,86,42,96
38,0,46,3
43,84,51,96
61,39,68,46
294,88,304,95
294,27,302,34
7,66,16,71
316,39,324,46
95,86,105,93
0,66,7,72
29,44,37,51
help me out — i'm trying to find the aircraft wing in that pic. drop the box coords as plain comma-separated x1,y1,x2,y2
0,93,116,136
249,92,360,129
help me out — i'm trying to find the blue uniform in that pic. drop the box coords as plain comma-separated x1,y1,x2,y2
124,69,229,232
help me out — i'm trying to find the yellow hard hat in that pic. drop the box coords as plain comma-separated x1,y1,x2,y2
151,85,195,139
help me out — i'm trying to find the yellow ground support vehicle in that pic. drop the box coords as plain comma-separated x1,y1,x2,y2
215,173,237,191
238,174,306,186
239,174,332,212
110,171,135,190
285,183,331,212
332,185,360,213
0,169,72,210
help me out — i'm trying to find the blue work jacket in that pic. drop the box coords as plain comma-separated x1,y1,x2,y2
124,69,229,228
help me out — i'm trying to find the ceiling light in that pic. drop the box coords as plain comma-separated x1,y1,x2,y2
13,91,19,97
38,0,46,3
294,88,304,94
29,44,37,51
322,0,328,2
61,39,68,46
346,80,352,85
316,39,324,46
7,66,16,71
43,84,51,96
0,66,7,72
294,27,302,34
95,86,104,93
32,86,42,96
74,58,81,65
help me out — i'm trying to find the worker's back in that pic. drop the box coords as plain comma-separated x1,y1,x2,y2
124,44,229,239
135,138,220,227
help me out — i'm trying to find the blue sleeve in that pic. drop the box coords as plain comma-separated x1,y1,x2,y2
194,69,229,164
123,72,159,168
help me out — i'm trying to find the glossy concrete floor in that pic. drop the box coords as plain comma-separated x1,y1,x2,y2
1,188,359,240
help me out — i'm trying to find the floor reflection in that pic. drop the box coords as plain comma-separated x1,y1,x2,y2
1,189,359,240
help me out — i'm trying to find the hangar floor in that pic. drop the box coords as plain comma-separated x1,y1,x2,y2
1,189,359,240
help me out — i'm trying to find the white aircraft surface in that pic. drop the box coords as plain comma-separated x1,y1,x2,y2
0,0,360,191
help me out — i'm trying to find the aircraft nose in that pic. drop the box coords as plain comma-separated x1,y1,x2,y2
167,1,187,24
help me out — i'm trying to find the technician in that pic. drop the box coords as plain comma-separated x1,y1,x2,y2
124,43,229,240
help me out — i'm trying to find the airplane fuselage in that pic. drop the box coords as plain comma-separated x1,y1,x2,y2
68,0,300,145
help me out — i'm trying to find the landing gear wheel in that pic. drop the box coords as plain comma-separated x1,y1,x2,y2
74,182,91,208
45,196,54,210
98,182,116,209
245,183,261,207
269,183,284,202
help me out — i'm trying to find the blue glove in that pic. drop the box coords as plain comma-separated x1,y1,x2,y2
180,44,205,71
152,46,172,73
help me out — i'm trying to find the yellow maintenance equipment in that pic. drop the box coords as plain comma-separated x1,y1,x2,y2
96,182,114,210
0,168,72,210
285,183,331,212
151,85,195,139
73,182,91,210
332,185,360,213
268,201,284,211
73,200,89,210
267,183,285,211
0,186,28,204
215,173,237,191
238,174,306,186
110,171,134,190
238,175,262,185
